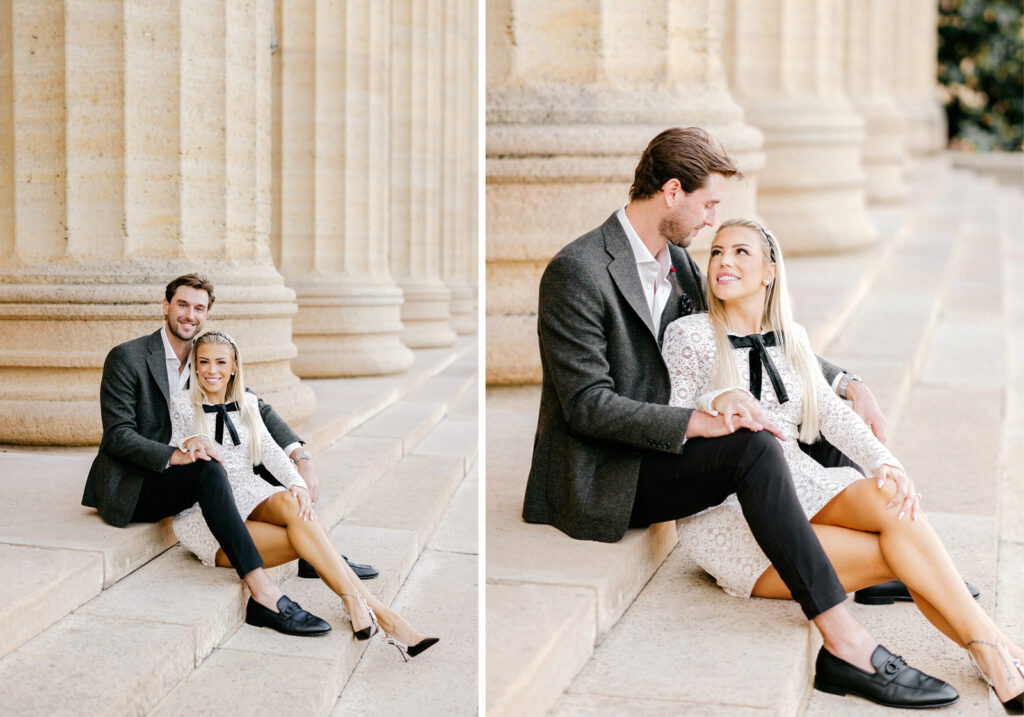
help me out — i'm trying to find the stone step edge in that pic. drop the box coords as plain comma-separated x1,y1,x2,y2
148,449,478,715
302,338,476,454
485,522,677,717
0,362,477,663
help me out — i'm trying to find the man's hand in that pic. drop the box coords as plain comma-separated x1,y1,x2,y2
291,451,320,504
168,447,201,466
289,484,314,521
686,407,786,440
845,379,888,444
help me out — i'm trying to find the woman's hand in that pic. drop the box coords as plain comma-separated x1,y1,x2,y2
707,389,786,440
180,435,222,463
289,484,314,521
874,464,921,521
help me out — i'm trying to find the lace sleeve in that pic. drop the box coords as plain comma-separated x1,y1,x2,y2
663,317,720,410
802,333,901,475
169,393,195,449
250,394,307,490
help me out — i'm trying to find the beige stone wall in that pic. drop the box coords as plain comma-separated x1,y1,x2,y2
485,0,945,384
0,0,477,444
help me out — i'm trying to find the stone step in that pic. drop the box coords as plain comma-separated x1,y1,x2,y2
0,342,475,662
547,512,993,717
484,385,678,717
150,421,479,714
332,467,479,715
0,410,477,716
299,337,475,453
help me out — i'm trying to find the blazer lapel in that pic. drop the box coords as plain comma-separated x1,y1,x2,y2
146,329,172,407
603,215,658,339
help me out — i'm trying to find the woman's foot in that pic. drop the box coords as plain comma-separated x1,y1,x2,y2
373,606,438,660
341,593,378,640
966,638,1024,712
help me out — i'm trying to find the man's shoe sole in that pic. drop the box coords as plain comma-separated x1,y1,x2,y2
813,677,960,709
853,593,906,605
245,614,332,637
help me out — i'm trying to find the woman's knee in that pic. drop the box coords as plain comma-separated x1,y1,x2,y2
268,490,302,519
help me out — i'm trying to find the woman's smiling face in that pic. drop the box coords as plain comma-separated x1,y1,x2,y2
196,342,235,402
708,225,775,305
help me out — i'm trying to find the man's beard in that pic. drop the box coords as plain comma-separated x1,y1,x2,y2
166,317,199,342
658,214,698,248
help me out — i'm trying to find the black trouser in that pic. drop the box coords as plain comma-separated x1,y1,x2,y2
131,459,264,578
629,430,848,620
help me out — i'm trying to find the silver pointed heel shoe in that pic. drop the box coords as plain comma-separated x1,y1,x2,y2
966,639,1024,714
341,593,379,641
385,634,439,662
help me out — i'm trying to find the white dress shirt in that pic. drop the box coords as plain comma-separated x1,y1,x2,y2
160,325,191,399
616,205,673,330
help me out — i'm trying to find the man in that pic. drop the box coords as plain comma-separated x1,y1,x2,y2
523,128,958,708
82,274,372,637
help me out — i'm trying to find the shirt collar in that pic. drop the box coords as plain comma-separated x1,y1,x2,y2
616,205,671,273
161,325,190,368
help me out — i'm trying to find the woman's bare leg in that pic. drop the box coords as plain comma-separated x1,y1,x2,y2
215,520,300,569
788,478,1022,701
752,523,963,645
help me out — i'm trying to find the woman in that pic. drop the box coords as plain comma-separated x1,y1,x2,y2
171,330,438,660
662,218,1023,712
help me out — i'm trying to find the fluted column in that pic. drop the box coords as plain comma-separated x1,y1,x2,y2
895,0,946,156
486,0,765,384
725,0,875,253
442,0,478,335
391,0,457,348
271,0,414,377
845,0,908,202
0,0,314,445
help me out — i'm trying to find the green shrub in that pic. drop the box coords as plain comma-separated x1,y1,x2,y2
937,0,1023,151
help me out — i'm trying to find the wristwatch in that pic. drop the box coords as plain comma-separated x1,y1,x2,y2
291,448,313,464
837,372,862,401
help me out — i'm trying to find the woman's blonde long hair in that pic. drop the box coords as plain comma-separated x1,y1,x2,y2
188,330,262,465
707,218,821,443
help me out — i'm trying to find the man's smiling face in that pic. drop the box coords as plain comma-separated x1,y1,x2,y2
162,286,210,342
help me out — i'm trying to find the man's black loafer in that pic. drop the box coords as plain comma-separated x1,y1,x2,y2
298,556,379,580
245,595,332,637
854,579,980,605
814,645,959,708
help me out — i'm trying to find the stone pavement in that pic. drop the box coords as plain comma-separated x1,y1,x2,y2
486,157,1024,716
0,337,479,715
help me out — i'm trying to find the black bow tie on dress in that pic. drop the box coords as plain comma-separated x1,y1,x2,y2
728,332,789,404
202,401,241,446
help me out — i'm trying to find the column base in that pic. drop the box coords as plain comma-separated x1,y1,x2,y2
448,283,477,335
744,101,877,253
856,97,909,203
398,281,457,349
289,280,414,377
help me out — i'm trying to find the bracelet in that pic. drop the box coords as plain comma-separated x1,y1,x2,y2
837,372,862,401
291,448,313,464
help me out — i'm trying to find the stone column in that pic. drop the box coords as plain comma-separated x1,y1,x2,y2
845,0,908,202
442,0,478,335
391,0,457,348
486,0,764,384
895,0,946,156
0,0,314,445
271,0,414,376
725,0,876,253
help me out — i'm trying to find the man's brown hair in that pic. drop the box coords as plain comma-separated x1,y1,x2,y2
165,273,215,309
629,127,742,201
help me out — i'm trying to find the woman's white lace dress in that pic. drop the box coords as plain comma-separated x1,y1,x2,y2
169,391,306,567
662,314,900,598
